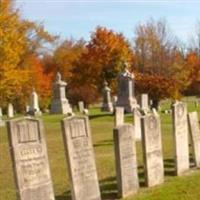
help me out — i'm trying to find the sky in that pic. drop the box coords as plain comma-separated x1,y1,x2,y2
15,0,200,44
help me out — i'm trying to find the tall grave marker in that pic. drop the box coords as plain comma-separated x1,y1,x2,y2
133,108,142,140
115,107,124,126
188,111,200,168
29,89,42,116
114,124,139,198
141,112,164,187
172,101,189,175
6,117,55,200
8,103,14,118
61,116,101,200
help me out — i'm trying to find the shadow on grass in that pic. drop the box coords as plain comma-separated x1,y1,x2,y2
56,190,71,200
89,113,113,120
94,139,114,147
164,158,176,176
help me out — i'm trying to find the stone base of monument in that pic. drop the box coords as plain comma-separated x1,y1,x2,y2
50,99,72,114
101,102,113,112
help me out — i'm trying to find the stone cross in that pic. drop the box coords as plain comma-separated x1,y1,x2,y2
101,81,113,112
61,116,101,200
141,112,164,187
113,124,139,198
172,101,189,175
8,103,14,118
116,62,137,113
29,89,42,116
50,72,72,114
188,112,200,168
6,117,55,200
133,108,142,141
115,107,124,126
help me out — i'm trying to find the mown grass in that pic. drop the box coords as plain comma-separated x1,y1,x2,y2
0,96,200,200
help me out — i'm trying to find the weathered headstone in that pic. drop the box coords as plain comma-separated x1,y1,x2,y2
0,107,5,127
61,116,101,200
114,124,139,198
8,103,14,118
172,101,189,175
116,62,137,113
133,108,142,141
50,72,72,114
115,107,124,126
101,81,113,112
78,101,84,113
141,112,164,187
140,93,149,111
188,112,200,168
6,117,55,200
29,89,42,116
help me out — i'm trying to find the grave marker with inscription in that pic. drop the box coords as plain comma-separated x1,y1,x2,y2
115,107,124,126
141,113,164,187
114,124,139,198
61,116,101,200
6,117,55,200
188,112,200,168
172,101,189,175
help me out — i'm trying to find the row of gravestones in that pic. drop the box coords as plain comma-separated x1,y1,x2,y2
4,100,200,200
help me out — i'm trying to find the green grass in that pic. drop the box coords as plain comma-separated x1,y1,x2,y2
1,97,200,200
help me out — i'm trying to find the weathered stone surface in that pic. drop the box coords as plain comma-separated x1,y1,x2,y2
141,113,164,187
140,94,149,111
78,101,84,113
188,112,200,168
172,101,189,175
6,117,55,200
0,107,4,126
61,116,101,200
114,124,139,198
101,81,113,112
50,72,72,114
115,107,124,126
29,89,42,116
116,62,137,113
8,103,14,118
133,108,142,141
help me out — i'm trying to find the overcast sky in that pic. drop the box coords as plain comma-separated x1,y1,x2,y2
15,0,200,44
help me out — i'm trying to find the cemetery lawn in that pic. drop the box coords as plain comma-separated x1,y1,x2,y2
1,97,200,200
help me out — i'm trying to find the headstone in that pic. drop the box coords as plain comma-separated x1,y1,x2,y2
116,62,137,113
6,117,55,200
78,101,84,113
0,107,5,127
8,103,14,118
83,108,89,115
188,112,200,168
133,108,142,141
141,112,164,187
113,124,139,198
50,72,72,114
61,116,101,200
115,107,124,126
29,89,42,116
101,81,113,112
172,101,189,175
140,93,149,111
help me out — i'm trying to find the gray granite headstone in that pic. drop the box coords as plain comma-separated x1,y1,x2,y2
78,101,84,113
133,108,142,141
141,112,164,187
115,107,124,126
114,124,139,198
50,72,72,114
61,116,101,200
188,112,200,168
8,103,14,118
116,62,137,113
172,101,189,175
6,117,55,200
101,81,113,112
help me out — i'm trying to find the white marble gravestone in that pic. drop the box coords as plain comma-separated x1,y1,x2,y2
61,116,101,200
50,72,72,114
78,101,84,113
8,103,14,118
141,112,164,187
114,124,139,198
140,93,149,111
115,107,124,126
29,89,42,116
116,62,137,113
0,107,5,126
101,81,113,112
133,108,142,141
172,101,189,176
6,117,55,200
188,112,200,168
